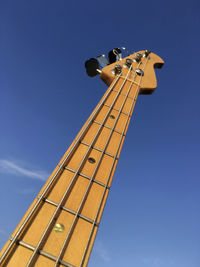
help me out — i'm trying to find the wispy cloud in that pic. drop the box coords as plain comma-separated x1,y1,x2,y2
142,256,175,267
0,159,49,181
94,241,110,262
0,229,8,238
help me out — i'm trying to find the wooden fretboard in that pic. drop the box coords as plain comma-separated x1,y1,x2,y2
0,56,150,267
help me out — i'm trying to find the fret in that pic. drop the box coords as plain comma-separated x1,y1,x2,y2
105,90,134,113
94,105,129,133
81,124,122,158
80,140,117,159
103,103,130,116
111,76,139,98
9,240,76,267
37,196,99,226
93,120,124,135
106,94,135,115
64,166,111,189
120,76,140,86
112,88,135,100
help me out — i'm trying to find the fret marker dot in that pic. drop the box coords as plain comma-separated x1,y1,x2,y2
88,157,96,164
109,115,115,119
54,223,65,233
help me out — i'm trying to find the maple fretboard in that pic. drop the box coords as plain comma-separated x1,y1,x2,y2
0,56,151,267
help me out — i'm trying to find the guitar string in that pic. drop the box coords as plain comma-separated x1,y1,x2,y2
26,63,133,266
0,71,121,265
80,56,149,266
54,63,141,266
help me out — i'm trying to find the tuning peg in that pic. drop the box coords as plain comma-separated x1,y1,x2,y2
114,64,122,74
144,50,151,57
133,53,143,63
85,58,101,77
125,58,133,68
108,48,122,64
96,55,109,68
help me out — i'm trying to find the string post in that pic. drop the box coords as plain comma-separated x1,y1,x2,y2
108,48,122,64
125,58,133,68
135,68,144,76
133,53,143,63
144,50,151,57
114,64,122,74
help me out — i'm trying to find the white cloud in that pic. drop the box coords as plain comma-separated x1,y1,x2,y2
0,229,8,237
94,241,110,262
0,159,49,181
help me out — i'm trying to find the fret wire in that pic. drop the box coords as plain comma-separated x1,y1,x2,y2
93,120,125,136
37,196,99,226
80,140,118,159
0,75,122,265
14,240,76,267
27,68,131,266
103,103,130,117
53,65,134,267
80,58,149,266
64,166,111,189
120,75,140,86
112,88,135,100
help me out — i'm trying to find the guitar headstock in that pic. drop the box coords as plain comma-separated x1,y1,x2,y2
85,49,164,94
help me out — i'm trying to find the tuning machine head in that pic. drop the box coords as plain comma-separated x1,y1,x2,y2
108,48,122,64
85,46,132,77
85,58,100,77
85,54,110,77
144,50,151,57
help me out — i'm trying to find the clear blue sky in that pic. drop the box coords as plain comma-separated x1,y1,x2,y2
0,0,200,266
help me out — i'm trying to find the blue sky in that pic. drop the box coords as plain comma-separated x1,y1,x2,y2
0,0,200,266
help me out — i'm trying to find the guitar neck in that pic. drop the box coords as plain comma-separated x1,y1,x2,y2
0,55,152,267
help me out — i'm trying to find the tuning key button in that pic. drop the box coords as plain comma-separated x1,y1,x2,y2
114,64,122,74
144,50,151,57
85,58,100,77
125,58,133,67
133,53,143,63
135,68,144,76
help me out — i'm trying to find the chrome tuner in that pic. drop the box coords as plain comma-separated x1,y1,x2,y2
125,58,133,68
96,55,109,68
108,48,122,64
114,65,122,74
85,58,100,77
135,68,144,76
144,50,151,57
133,53,143,63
